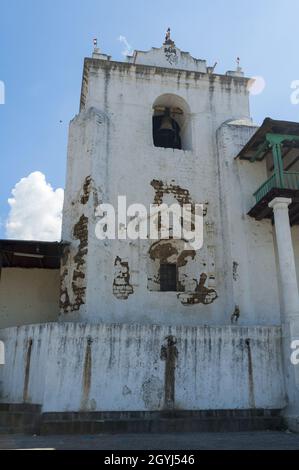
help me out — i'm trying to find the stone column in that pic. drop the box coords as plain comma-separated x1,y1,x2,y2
268,197,299,431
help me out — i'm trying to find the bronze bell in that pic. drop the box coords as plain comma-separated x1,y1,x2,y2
153,107,182,149
159,115,175,132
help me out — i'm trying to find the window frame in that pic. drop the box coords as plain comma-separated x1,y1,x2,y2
159,263,177,292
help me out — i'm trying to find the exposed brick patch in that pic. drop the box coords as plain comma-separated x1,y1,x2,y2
60,215,88,313
80,176,99,206
177,272,217,305
151,179,192,206
113,256,134,300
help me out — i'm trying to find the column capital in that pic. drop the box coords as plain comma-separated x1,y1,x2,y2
268,197,292,210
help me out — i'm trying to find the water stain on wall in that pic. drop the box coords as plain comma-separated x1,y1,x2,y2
80,336,93,410
23,338,33,402
160,335,178,409
142,376,163,409
245,338,256,408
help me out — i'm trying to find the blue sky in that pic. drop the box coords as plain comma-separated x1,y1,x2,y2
1,0,299,238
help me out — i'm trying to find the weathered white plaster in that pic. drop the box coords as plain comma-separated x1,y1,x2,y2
3,44,299,422
293,225,299,290
61,48,271,327
0,322,285,412
216,122,282,326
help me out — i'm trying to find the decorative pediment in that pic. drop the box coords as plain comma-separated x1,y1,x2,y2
127,45,207,73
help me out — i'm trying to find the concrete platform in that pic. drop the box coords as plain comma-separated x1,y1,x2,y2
40,409,284,434
0,405,285,435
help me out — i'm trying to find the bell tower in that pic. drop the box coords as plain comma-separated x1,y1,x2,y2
60,32,252,325
3,31,297,424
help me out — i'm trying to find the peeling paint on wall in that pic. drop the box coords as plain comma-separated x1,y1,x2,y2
149,241,196,267
231,305,240,323
113,256,134,300
150,179,207,223
147,180,217,303
233,261,239,281
178,273,218,305
80,175,99,207
60,176,99,313
151,179,193,206
60,215,88,313
60,175,102,315
147,238,217,304
148,239,197,292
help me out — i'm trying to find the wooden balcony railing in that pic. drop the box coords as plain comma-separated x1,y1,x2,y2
253,171,299,204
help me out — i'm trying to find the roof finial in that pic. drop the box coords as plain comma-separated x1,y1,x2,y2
93,37,99,51
164,27,175,46
236,57,243,74
165,27,171,42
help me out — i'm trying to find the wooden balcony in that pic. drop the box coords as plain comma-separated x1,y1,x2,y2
248,172,299,225
235,118,299,225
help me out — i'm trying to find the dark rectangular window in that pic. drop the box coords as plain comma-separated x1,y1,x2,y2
160,263,177,291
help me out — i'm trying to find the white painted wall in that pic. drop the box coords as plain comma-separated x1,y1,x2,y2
61,50,266,326
0,268,60,328
292,226,299,288
0,322,285,412
216,122,282,325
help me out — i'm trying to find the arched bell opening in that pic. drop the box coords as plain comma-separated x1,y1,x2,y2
153,107,182,150
152,94,192,151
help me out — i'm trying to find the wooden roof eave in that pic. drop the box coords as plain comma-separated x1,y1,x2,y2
235,117,299,162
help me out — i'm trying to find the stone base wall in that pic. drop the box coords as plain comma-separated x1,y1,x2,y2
0,322,285,413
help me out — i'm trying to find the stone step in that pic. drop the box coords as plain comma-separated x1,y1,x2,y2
0,426,14,434
40,413,285,435
0,403,42,413
0,404,42,434
0,406,285,435
41,408,282,422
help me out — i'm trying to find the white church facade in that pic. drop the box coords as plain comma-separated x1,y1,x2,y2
1,33,299,433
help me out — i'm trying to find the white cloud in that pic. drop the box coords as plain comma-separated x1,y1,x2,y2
118,35,133,57
5,171,64,241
